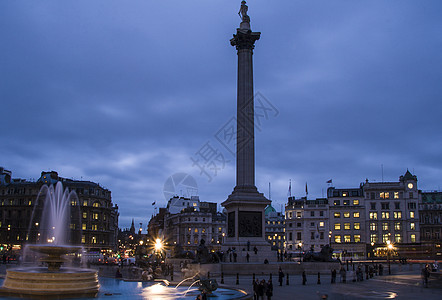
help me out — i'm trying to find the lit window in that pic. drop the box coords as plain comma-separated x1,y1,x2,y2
334,223,341,230
394,222,401,230
410,223,415,230
370,234,378,243
319,221,324,227
353,199,359,205
369,212,377,220
382,223,389,231
381,212,390,219
344,235,351,243
354,235,361,243
70,224,75,229
334,200,340,206
335,235,341,243
370,223,377,231
382,234,390,243
193,203,197,206
334,212,341,218
82,212,87,219
342,192,348,197
411,234,416,243
93,213,99,220
81,235,85,243
354,212,360,218
394,212,402,219
92,224,98,231
92,236,97,244
354,223,360,230
394,192,399,199
83,200,88,206
296,211,302,218
93,202,100,207
410,211,415,219
195,228,198,233
82,224,87,230
394,233,402,243
343,212,350,218
343,200,350,206
344,223,351,230
28,200,32,206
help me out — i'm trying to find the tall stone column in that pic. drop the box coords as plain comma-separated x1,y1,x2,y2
221,2,272,256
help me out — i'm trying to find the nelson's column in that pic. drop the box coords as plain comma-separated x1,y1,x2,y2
221,1,274,262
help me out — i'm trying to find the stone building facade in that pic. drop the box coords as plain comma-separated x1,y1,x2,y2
0,168,119,253
264,205,285,252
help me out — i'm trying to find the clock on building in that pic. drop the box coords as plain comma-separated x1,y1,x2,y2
408,183,414,189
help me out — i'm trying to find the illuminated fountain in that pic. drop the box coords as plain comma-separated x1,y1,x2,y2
0,181,99,298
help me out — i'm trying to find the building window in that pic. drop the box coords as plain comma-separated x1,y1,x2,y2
334,212,341,218
381,202,390,209
394,233,402,243
410,211,415,219
394,192,399,199
381,212,390,219
394,222,401,230
83,200,88,206
319,221,324,227
289,232,292,241
382,222,389,231
82,223,87,230
369,212,378,220
344,235,351,243
92,224,98,231
394,211,402,219
343,212,350,218
297,223,302,228
82,212,87,219
311,232,315,240
370,234,378,243
370,203,376,210
353,212,360,218
334,223,341,230
93,213,99,220
320,211,324,216
93,202,100,208
342,192,348,197
370,222,377,231
411,234,416,243
394,202,400,209
334,200,340,206
296,211,302,218
382,234,390,243
408,202,417,209
410,223,415,230
81,235,85,244
344,223,351,230
310,222,315,227
335,235,341,243
353,199,359,205
380,192,390,199
354,223,360,230
289,212,292,219
343,200,350,206
194,228,198,233
409,192,413,199
320,232,324,239
297,232,302,240
354,235,361,243
371,193,375,200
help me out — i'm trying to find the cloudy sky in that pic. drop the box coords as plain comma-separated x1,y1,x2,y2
1,0,441,229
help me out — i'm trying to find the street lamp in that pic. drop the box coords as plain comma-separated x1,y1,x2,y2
298,242,303,261
328,231,332,245
386,240,393,275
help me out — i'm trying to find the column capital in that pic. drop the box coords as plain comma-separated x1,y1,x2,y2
230,29,261,51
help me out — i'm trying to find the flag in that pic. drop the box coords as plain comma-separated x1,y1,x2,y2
326,179,332,184
152,201,156,205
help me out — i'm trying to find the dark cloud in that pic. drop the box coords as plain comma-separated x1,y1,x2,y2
1,1,442,228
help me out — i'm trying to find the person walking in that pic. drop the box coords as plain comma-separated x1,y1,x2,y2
257,279,265,300
331,269,336,283
278,267,284,286
302,270,307,285
265,279,273,300
246,252,250,263
253,278,259,300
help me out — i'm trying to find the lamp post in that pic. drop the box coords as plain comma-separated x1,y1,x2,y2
386,240,393,275
298,242,303,262
328,231,332,245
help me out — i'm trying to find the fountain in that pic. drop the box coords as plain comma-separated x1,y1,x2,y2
0,182,99,298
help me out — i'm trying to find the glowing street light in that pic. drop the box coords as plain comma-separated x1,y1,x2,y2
386,240,393,275
154,238,163,252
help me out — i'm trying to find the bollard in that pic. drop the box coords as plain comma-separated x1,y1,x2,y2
208,271,210,279
317,272,321,284
286,273,289,285
221,272,224,284
236,273,239,285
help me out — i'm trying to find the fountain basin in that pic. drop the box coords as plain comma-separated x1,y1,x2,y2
0,267,99,298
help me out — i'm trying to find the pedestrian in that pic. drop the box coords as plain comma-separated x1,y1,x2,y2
278,267,284,286
266,279,273,300
422,264,430,287
302,270,307,285
253,278,259,300
257,279,265,300
339,267,346,283
233,251,237,263
246,252,250,263
247,240,251,251
254,246,258,255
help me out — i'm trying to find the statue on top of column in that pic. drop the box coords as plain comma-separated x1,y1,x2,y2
238,1,250,23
